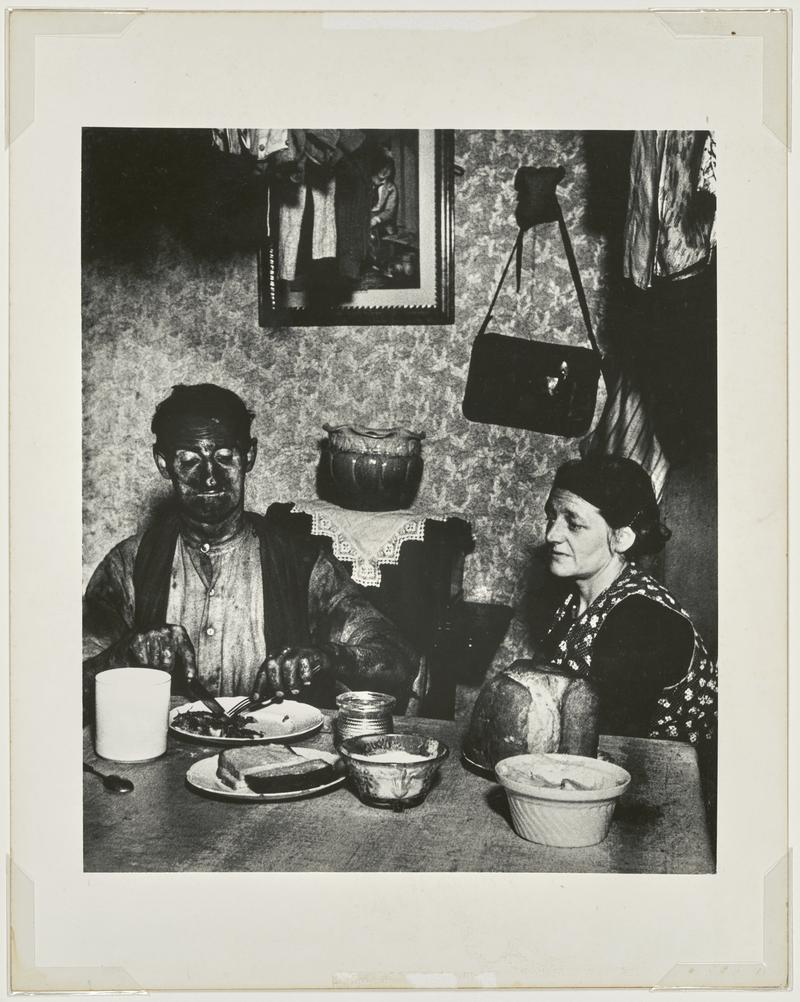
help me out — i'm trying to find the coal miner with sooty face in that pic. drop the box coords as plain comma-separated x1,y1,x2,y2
82,384,420,713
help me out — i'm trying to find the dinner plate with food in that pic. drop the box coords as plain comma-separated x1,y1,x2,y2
186,745,345,801
169,697,324,744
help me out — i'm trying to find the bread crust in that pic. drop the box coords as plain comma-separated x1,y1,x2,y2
217,745,331,790
465,667,600,768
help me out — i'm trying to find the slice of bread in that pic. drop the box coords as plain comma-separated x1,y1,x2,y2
216,745,334,793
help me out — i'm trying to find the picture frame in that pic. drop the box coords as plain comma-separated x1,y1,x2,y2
258,129,454,327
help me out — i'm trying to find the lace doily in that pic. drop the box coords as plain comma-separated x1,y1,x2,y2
290,500,448,587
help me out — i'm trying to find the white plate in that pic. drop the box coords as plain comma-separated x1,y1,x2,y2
169,697,324,744
186,748,345,801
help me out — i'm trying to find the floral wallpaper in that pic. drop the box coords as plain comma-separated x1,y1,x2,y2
83,129,612,669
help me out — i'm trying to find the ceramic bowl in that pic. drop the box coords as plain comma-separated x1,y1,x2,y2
494,753,631,847
338,733,449,811
320,424,425,511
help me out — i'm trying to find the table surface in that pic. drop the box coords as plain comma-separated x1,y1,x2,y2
83,705,713,873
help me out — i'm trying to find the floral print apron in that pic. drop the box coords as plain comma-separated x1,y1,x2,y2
547,562,717,745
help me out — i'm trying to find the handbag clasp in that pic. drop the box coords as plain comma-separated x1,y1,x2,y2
545,360,570,397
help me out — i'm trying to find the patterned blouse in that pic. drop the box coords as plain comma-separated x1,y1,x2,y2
546,562,717,745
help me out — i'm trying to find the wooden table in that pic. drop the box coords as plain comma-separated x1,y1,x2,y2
83,708,713,873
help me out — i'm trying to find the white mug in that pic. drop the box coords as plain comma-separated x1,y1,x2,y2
95,667,171,762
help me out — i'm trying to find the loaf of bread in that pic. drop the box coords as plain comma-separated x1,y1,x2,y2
217,745,334,793
464,664,600,770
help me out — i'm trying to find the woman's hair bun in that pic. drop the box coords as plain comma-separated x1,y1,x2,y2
628,512,671,559
552,455,670,559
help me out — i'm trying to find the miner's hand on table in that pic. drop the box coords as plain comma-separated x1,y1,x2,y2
86,624,198,685
250,645,334,699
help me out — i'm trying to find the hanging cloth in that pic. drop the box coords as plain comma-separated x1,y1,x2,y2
211,128,289,161
581,360,669,503
276,176,338,282
623,131,717,290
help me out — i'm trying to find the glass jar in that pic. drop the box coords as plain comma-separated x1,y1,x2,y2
333,691,395,748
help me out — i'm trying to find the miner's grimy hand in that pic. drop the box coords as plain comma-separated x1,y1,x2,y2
113,625,198,686
250,646,332,700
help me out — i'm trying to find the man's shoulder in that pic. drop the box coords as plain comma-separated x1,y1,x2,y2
85,531,142,598
250,506,327,564
97,532,142,571
251,505,314,542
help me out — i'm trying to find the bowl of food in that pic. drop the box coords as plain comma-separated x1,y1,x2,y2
494,753,631,847
338,733,449,810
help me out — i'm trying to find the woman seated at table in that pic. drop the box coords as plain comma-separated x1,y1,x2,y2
466,456,717,765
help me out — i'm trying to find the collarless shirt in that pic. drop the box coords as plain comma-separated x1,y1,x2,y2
165,521,266,695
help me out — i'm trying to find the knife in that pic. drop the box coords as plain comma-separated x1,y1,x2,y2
187,677,230,720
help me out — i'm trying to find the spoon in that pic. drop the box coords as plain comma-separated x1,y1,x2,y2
83,762,134,794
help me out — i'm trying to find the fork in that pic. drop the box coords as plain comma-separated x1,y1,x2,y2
227,658,323,719
225,694,283,720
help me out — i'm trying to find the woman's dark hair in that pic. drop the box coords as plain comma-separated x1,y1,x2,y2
551,455,671,559
151,384,255,451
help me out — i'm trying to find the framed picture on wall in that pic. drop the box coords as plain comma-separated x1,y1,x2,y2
257,129,454,327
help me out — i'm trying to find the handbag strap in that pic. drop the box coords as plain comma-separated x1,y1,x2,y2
555,203,601,358
477,203,602,361
477,230,524,336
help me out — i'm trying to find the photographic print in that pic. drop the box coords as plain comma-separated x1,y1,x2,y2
82,127,718,876
10,8,790,993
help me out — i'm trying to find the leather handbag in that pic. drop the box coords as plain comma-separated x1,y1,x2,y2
462,166,602,437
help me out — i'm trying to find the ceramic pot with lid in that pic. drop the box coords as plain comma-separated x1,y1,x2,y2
319,423,425,511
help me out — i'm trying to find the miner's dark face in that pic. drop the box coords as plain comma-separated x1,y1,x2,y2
154,414,256,526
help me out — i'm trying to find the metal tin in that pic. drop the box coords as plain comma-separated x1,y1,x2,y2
333,691,395,748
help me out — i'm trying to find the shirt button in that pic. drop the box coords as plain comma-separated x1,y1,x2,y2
206,626,215,637
201,543,210,553
208,587,215,597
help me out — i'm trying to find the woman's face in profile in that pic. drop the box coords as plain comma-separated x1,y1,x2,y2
544,489,618,581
